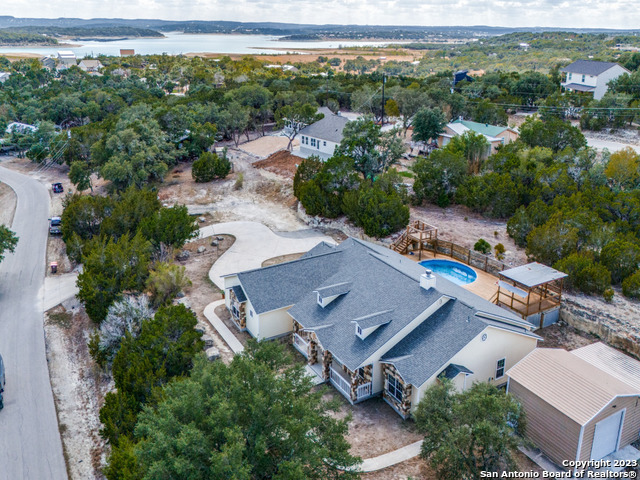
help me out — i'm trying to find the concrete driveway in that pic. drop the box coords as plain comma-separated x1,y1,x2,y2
200,221,335,289
0,166,67,479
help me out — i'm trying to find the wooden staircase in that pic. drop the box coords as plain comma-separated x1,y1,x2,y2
390,219,438,255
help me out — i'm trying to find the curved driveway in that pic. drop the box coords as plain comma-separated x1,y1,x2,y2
0,166,67,479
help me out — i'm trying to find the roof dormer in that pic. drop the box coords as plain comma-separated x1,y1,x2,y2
315,282,351,308
352,310,394,340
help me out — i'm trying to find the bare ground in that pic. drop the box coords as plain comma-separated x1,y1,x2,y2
45,303,111,480
178,234,236,364
0,180,17,227
536,321,599,350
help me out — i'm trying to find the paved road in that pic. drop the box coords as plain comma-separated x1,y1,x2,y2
0,166,67,480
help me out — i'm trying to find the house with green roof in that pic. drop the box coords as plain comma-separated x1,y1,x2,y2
438,118,519,155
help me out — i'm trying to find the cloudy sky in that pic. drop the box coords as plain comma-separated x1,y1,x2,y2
1,0,639,29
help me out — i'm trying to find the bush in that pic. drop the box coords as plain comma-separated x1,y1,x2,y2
146,262,191,307
191,151,231,182
474,238,491,255
234,172,244,190
342,185,409,238
495,243,506,260
599,239,640,284
603,288,615,302
622,270,640,299
554,253,611,295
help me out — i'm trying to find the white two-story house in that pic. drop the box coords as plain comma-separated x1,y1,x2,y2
223,238,540,418
561,60,630,100
298,107,349,161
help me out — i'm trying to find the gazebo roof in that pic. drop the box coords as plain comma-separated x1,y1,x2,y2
499,262,567,288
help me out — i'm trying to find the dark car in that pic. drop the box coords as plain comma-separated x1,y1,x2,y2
52,183,64,193
49,217,62,235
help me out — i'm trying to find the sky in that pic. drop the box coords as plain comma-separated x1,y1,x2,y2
1,0,639,30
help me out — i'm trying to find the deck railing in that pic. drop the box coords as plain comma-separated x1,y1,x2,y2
293,333,309,357
356,382,373,401
330,366,352,399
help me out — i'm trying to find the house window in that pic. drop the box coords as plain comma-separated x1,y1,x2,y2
323,141,327,146
496,358,506,379
581,74,585,82
568,73,572,80
249,309,254,318
358,367,366,379
356,324,362,336
311,138,316,147
387,375,403,403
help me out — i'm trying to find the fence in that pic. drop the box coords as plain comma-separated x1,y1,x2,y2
421,239,512,276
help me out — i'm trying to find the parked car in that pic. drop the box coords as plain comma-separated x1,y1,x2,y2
52,183,63,193
49,217,62,235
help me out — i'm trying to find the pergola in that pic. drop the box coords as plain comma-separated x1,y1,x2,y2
496,262,567,327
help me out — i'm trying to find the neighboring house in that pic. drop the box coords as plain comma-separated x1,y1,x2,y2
5,122,37,134
507,343,640,472
438,118,519,155
78,59,103,73
561,60,630,101
120,49,135,57
298,106,349,160
111,68,131,78
0,72,10,83
57,50,77,67
224,238,540,418
40,56,56,70
452,69,473,87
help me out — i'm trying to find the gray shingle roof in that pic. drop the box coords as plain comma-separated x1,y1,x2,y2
231,237,534,384
299,112,349,144
499,262,567,288
562,60,622,76
381,301,486,386
315,282,352,299
440,363,474,380
231,285,247,303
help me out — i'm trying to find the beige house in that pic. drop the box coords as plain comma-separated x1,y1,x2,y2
507,343,640,472
438,118,519,155
78,60,103,73
224,238,540,418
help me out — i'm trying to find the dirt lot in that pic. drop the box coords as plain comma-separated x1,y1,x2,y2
0,180,17,227
45,302,111,480
239,135,296,158
537,321,599,350
409,203,527,267
254,149,305,179
178,234,236,363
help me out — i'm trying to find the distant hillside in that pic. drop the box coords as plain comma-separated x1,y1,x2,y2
0,16,638,40
0,30,58,45
1,25,164,39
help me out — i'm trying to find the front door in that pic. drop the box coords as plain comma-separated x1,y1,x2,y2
591,410,624,460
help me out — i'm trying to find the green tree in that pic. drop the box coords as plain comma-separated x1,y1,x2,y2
0,225,19,263
132,341,360,480
555,253,611,295
100,304,203,447
336,117,404,180
342,184,409,238
525,214,579,266
139,205,198,250
622,270,640,299
411,107,447,144
415,380,524,480
446,130,490,174
412,149,467,207
69,160,93,192
474,238,491,254
604,147,640,189
192,151,231,183
77,232,152,324
599,239,640,284
519,116,586,153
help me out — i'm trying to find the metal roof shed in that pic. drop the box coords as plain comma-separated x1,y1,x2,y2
496,262,567,327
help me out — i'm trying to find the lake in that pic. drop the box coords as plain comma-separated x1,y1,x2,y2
0,32,404,57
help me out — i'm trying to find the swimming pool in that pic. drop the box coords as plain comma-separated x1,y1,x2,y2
419,259,478,286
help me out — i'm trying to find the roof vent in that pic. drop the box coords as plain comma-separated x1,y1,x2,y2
420,270,436,290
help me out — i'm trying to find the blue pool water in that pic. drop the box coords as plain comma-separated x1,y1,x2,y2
419,259,478,286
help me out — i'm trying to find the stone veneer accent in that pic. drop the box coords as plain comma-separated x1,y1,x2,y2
228,288,246,329
381,363,413,418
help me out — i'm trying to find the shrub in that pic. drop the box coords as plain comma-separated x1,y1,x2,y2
234,172,244,190
554,253,611,295
146,262,192,307
622,270,640,299
495,243,506,260
343,185,409,238
603,288,615,302
474,238,491,255
192,151,231,182
599,239,640,284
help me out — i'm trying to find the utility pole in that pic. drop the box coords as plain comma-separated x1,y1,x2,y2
381,74,386,126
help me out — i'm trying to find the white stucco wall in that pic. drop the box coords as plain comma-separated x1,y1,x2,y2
594,65,629,100
250,306,294,340
410,325,538,414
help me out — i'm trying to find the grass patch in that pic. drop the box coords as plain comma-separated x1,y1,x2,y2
48,311,72,329
398,171,414,178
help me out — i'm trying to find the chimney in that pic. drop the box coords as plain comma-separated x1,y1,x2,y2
420,270,436,290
